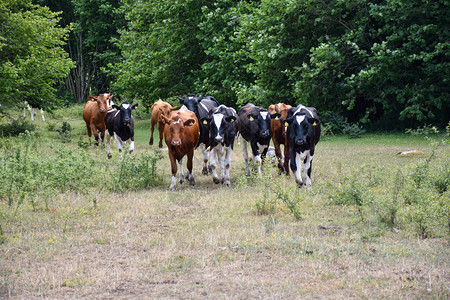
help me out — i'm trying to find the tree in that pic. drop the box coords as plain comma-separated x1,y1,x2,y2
0,0,74,109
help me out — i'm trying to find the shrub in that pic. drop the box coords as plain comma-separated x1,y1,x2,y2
0,119,35,137
342,123,366,139
55,121,73,143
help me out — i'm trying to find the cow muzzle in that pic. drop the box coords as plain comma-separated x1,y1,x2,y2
214,136,224,143
100,108,106,113
171,140,181,146
295,139,306,146
260,130,270,138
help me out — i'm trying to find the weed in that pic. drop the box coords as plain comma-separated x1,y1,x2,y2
55,121,72,143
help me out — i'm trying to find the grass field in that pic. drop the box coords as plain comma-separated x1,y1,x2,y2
0,105,449,299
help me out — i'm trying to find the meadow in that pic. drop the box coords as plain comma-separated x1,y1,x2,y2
0,104,448,299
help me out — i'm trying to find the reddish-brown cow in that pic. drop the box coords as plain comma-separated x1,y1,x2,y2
161,107,199,191
149,99,177,148
268,103,292,174
82,93,114,145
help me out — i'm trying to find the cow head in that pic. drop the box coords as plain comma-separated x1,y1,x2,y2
104,93,115,110
112,102,138,126
178,94,203,116
201,114,237,144
285,114,320,148
88,94,109,113
247,110,281,139
159,102,177,119
161,115,196,146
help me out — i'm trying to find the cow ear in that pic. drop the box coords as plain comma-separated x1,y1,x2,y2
112,105,120,110
271,113,281,120
308,118,320,126
171,106,178,111
284,117,293,127
199,118,210,125
178,97,184,104
197,94,203,102
184,119,196,127
226,116,237,123
132,103,138,110
89,96,96,101
161,114,171,124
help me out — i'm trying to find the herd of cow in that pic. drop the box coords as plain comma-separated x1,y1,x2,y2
79,93,321,190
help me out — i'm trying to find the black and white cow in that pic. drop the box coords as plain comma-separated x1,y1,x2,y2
200,105,238,186
178,93,219,174
238,103,280,175
284,104,321,187
105,102,138,159
24,101,45,121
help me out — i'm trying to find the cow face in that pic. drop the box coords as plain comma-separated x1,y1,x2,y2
202,114,237,144
159,103,177,119
88,94,109,113
104,93,114,110
178,94,203,115
285,114,320,148
247,111,281,139
161,115,196,146
112,102,138,126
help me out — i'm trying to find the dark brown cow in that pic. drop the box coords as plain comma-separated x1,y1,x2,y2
161,107,199,190
268,103,292,174
82,93,114,145
149,99,177,148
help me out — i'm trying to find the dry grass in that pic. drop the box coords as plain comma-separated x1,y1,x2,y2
0,125,449,298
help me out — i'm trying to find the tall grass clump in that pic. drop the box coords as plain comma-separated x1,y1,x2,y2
237,163,303,220
109,149,164,191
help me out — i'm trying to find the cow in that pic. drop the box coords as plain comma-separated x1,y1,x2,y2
149,99,177,148
24,101,45,121
82,93,114,146
284,104,321,187
268,103,292,174
178,93,219,174
200,105,238,186
161,107,199,190
105,101,138,159
237,103,280,175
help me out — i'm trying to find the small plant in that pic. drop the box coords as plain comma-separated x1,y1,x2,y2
342,123,366,139
0,119,35,137
77,137,90,149
55,121,72,143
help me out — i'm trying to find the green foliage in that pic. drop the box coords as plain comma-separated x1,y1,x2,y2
0,0,74,108
0,120,36,137
55,121,72,143
342,123,366,139
110,149,164,191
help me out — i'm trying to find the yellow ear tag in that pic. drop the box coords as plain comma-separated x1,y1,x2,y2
249,116,254,121
275,116,279,120
313,122,317,126
203,120,207,125
230,119,234,123
284,122,289,127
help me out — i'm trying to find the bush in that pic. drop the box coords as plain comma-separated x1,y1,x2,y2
0,119,36,137
342,123,366,139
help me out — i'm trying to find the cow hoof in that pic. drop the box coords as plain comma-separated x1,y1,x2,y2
189,179,195,186
223,180,231,187
169,186,176,191
213,177,220,184
107,153,112,159
202,168,208,175
129,150,133,154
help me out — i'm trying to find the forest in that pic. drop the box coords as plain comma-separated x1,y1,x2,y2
0,0,449,129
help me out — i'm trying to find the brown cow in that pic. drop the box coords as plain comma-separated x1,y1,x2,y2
268,103,292,174
149,99,177,148
161,107,199,191
82,93,114,145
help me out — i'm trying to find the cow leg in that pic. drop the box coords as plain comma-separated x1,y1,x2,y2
200,144,209,175
218,146,226,183
302,154,313,186
85,123,92,145
241,137,251,176
178,157,185,184
106,131,112,159
90,124,100,145
289,147,299,184
273,140,283,172
129,138,135,154
23,107,27,119
149,121,155,145
158,124,164,148
113,133,124,159
169,152,178,191
30,107,36,121
252,142,266,174
222,146,233,187
186,149,195,186
283,143,290,176
210,146,220,184
40,108,45,121
294,150,309,187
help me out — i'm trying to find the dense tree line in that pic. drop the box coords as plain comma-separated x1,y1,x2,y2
1,0,449,128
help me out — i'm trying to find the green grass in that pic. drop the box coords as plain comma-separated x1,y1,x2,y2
0,104,449,299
